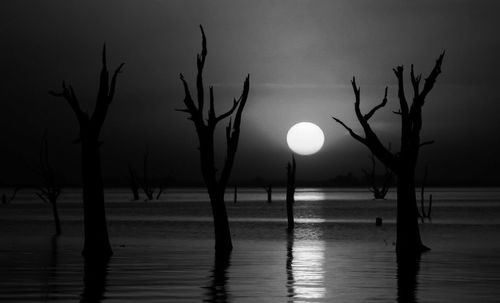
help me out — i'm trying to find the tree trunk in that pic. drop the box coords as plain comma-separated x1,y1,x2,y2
286,158,296,231
396,165,428,254
51,199,61,236
208,190,233,252
81,137,112,259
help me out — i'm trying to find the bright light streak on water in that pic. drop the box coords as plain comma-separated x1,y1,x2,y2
292,239,326,301
295,191,327,201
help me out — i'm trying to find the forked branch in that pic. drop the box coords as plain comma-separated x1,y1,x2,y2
178,25,250,191
50,45,124,134
332,78,397,171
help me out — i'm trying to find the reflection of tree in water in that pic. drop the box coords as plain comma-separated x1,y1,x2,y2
397,253,421,303
42,235,59,302
80,257,110,303
286,226,326,302
286,231,295,300
203,251,231,303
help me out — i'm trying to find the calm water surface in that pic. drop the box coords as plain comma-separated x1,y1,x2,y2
1,187,500,302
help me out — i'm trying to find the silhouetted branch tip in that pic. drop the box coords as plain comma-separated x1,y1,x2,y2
364,86,388,121
419,140,435,148
215,99,239,123
332,117,364,142
199,25,207,58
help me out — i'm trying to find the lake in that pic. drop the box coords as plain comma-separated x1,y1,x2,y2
1,187,500,302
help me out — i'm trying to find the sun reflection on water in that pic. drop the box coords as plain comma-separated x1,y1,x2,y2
294,191,327,202
287,228,326,302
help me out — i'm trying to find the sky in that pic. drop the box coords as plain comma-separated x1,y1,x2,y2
1,0,499,186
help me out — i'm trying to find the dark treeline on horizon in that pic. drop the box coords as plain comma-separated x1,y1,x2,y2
3,172,497,189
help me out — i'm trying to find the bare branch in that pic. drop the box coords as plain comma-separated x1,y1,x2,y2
50,82,85,123
410,64,422,97
90,46,124,132
232,75,250,130
417,51,445,103
364,86,388,121
332,117,365,143
334,77,398,172
351,77,364,123
179,73,198,115
97,44,110,104
225,118,232,145
419,140,435,148
219,76,249,189
215,98,239,123
196,25,207,112
393,66,409,116
36,192,49,204
208,86,216,122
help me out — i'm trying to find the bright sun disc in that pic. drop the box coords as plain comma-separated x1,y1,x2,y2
287,122,325,156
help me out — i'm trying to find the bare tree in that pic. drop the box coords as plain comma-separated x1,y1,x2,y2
141,150,155,200
332,52,444,254
128,166,140,201
1,187,21,204
362,153,393,199
50,45,124,259
286,155,296,231
35,132,62,235
136,151,166,201
177,26,250,252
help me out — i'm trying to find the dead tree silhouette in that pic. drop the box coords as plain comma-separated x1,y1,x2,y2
362,153,393,199
129,151,166,201
286,155,296,231
141,150,164,201
50,45,124,259
35,132,62,235
177,26,250,252
333,52,444,254
1,186,21,204
128,166,140,201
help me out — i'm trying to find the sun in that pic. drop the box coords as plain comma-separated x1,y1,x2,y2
286,122,325,156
